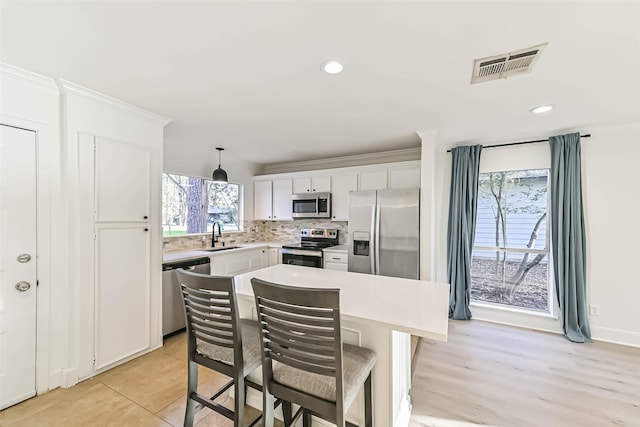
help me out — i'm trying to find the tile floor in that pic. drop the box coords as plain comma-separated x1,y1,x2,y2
0,333,276,427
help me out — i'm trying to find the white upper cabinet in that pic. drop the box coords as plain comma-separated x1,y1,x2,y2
95,138,151,222
359,169,388,191
254,181,273,220
388,166,420,189
255,179,292,221
331,173,358,221
293,175,331,193
272,179,293,220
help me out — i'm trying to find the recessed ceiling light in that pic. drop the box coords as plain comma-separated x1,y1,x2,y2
321,60,343,75
530,104,554,114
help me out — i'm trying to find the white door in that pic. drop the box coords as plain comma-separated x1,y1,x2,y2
0,125,37,410
331,173,358,221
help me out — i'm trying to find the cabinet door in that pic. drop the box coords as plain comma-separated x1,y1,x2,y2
254,181,273,220
331,173,358,221
311,175,331,192
95,224,150,369
293,177,311,193
359,170,387,191
268,248,280,266
389,166,420,189
95,137,151,222
272,179,293,220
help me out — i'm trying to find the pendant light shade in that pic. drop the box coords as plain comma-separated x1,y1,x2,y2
212,147,228,183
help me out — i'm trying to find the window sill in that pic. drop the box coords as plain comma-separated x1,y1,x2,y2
470,301,557,320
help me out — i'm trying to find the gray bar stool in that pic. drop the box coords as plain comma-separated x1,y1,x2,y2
176,269,264,427
251,278,376,427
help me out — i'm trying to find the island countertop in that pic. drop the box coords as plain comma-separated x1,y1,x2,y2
234,264,449,342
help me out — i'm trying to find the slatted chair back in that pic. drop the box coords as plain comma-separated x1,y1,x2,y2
176,269,243,376
251,278,346,425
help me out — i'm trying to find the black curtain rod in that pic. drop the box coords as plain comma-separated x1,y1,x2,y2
447,134,591,152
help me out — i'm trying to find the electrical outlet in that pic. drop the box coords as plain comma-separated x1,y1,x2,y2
589,304,600,316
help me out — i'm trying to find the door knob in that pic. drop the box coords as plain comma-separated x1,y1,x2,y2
17,253,32,263
15,281,31,292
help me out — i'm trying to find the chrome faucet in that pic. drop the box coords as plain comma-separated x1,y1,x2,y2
211,221,222,247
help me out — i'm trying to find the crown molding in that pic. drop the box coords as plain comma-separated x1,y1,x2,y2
262,147,421,175
57,79,172,127
0,62,58,92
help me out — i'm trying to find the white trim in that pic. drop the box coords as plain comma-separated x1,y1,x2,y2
61,368,79,388
57,80,172,126
261,148,421,175
591,326,640,348
255,160,421,181
48,370,63,390
471,301,556,319
0,62,58,92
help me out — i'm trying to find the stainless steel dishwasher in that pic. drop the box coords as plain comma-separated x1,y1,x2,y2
162,256,211,337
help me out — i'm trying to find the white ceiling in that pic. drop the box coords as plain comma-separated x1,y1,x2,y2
2,1,640,165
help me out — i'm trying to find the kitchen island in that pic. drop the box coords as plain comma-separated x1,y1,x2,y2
233,264,450,427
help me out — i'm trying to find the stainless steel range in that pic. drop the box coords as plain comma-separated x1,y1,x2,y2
281,228,339,268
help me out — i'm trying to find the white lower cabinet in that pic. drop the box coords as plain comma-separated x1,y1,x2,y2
95,224,150,369
268,247,281,266
210,248,268,275
323,249,348,271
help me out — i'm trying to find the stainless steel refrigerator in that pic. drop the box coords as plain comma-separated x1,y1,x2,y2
348,188,419,279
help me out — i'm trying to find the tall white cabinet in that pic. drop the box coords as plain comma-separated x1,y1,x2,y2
93,138,154,369
62,81,171,381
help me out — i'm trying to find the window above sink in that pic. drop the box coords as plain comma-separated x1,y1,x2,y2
162,173,243,237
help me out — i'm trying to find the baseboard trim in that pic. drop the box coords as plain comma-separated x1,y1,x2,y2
591,326,640,348
473,318,640,348
61,368,78,388
48,370,63,390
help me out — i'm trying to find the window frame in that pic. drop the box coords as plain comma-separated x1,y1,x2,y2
471,168,554,315
161,172,244,237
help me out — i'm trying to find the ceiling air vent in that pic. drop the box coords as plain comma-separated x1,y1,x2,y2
471,43,548,84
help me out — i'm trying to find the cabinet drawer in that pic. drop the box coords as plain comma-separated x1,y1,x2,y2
324,252,348,263
324,262,348,271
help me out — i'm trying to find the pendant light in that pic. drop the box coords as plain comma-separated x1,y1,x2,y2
212,147,228,183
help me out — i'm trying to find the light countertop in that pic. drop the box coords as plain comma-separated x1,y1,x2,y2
163,241,290,264
234,264,449,341
323,244,348,253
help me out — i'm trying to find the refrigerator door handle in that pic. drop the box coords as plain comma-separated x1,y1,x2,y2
374,203,381,275
370,204,376,275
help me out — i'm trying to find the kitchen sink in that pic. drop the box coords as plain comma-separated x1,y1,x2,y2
201,246,241,252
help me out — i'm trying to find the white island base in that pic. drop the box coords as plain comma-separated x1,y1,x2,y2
233,264,450,427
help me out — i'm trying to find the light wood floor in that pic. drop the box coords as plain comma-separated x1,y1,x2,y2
0,333,281,427
410,320,640,427
3,322,639,426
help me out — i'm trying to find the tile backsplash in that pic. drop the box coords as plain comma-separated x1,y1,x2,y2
163,219,348,253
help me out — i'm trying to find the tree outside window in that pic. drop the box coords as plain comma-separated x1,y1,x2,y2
162,173,241,236
471,169,551,313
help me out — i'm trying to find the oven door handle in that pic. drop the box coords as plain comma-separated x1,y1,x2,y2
281,249,323,257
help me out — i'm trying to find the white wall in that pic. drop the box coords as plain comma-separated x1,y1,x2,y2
163,143,261,222
419,122,640,347
0,64,65,392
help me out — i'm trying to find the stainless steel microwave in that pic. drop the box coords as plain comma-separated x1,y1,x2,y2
292,192,331,219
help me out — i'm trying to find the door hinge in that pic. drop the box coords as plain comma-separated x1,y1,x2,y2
36,280,39,287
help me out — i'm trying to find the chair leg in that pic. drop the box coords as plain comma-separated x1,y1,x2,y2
303,409,312,427
184,360,198,427
262,388,275,427
364,372,373,427
234,375,245,427
282,401,293,427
